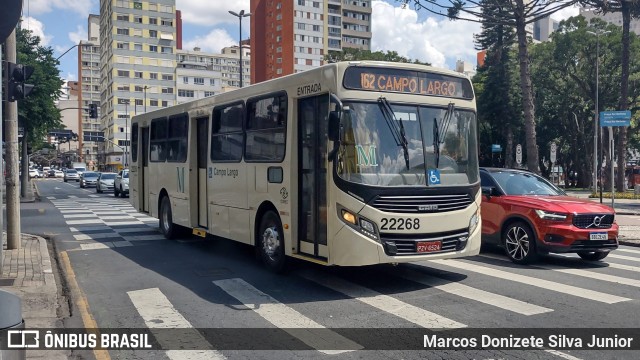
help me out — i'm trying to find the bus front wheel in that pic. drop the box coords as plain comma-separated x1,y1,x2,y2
258,211,286,273
159,196,178,239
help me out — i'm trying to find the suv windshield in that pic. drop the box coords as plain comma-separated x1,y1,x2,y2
336,101,478,186
122,171,129,179
83,172,98,178
100,174,116,180
492,171,564,196
66,170,77,174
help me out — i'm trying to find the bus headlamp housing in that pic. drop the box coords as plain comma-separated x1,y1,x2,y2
338,205,378,241
468,207,480,235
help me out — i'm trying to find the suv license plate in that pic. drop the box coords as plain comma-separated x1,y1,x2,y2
590,232,608,241
417,241,442,253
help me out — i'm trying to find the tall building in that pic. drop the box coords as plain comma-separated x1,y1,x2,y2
533,16,559,42
176,45,251,104
250,0,372,84
580,7,640,35
78,14,101,170
99,0,177,171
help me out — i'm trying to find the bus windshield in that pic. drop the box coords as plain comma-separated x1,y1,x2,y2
336,101,478,186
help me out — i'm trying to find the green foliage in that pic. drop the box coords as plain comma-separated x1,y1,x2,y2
16,26,64,149
325,48,430,65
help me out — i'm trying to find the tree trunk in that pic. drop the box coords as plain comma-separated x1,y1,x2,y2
616,4,631,192
514,1,540,174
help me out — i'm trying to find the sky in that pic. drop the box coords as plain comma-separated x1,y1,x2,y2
19,0,580,82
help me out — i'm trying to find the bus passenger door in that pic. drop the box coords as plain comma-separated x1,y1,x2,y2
196,117,209,228
141,127,150,212
298,94,329,258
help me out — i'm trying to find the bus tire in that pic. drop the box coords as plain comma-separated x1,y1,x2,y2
159,196,178,240
257,211,286,273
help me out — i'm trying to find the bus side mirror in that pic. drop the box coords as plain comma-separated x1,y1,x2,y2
328,111,340,142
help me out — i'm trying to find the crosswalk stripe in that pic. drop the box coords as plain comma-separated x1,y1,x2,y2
89,195,99,198
125,235,166,241
46,196,55,200
98,216,136,220
69,226,110,232
73,233,120,241
606,262,640,273
63,214,99,219
213,278,361,354
67,219,105,225
551,268,640,288
429,260,630,304
398,268,552,316
607,253,640,262
59,210,91,214
104,221,146,226
617,248,640,255
301,272,465,328
127,288,225,359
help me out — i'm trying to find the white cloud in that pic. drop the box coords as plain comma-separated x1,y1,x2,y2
183,29,237,53
69,25,87,44
65,72,77,81
21,17,53,45
550,4,581,21
28,0,93,17
371,1,481,69
177,0,251,28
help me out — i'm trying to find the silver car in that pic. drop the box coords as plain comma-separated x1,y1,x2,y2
96,172,116,193
80,171,100,188
64,169,79,182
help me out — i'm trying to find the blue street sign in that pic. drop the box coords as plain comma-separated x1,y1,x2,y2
428,169,441,185
491,144,502,153
600,110,631,127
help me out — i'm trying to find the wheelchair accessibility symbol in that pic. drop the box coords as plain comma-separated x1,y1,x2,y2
428,169,441,185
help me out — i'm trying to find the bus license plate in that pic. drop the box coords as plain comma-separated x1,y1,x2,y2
417,241,441,253
590,232,608,241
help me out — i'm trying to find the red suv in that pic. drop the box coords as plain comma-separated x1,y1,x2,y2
480,168,618,264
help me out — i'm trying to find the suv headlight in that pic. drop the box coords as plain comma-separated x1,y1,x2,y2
535,209,567,221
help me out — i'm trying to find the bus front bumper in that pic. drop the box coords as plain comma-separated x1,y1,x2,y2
328,220,481,266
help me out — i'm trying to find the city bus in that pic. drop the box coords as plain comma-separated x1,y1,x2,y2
129,61,481,271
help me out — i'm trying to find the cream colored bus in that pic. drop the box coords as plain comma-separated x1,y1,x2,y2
129,61,481,272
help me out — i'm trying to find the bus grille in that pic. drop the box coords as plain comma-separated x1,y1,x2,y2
371,194,472,213
380,230,469,256
572,214,614,229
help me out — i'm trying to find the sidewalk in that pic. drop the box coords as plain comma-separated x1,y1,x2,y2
1,233,69,359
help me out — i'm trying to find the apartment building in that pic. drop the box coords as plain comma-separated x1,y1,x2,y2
580,7,640,35
176,45,251,104
77,14,101,170
99,0,177,171
250,0,372,83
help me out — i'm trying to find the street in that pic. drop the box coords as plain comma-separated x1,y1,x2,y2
19,179,640,360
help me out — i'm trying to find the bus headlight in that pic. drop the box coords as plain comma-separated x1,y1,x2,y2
341,210,357,225
360,218,375,233
468,208,480,235
338,205,378,240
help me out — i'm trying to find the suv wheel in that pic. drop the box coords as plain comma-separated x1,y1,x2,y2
503,221,538,264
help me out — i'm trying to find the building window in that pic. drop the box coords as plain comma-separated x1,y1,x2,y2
135,86,144,92
134,16,143,23
149,45,158,52
161,19,173,26
116,42,128,49
161,87,173,94
161,46,173,54
133,2,142,10
150,72,158,79
117,70,129,77
116,14,129,21
150,99,158,107
117,84,129,91
135,99,143,106
162,101,168,107
134,71,143,78
116,0,129,8
150,118,167,162
133,43,143,51
183,77,189,84
209,79,215,86
133,29,142,37
178,90,195,97
162,74,174,81
117,28,129,35
204,91,215,97
149,30,157,38
149,18,157,25
194,77,204,85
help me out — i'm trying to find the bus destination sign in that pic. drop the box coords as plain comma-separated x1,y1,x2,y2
343,67,474,100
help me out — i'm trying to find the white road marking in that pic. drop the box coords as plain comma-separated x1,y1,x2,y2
213,278,361,354
429,259,630,304
46,196,56,200
98,216,136,220
73,233,120,241
66,219,105,225
617,248,640,255
301,272,465,328
103,221,146,226
544,349,583,360
89,195,99,197
608,253,640,262
69,226,110,232
63,214,99,219
80,243,110,250
399,268,552,316
127,288,226,360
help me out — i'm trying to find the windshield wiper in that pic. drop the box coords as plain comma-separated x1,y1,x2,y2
378,97,409,170
433,103,455,168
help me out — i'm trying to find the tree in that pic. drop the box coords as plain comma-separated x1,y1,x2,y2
579,0,640,191
325,48,430,65
402,0,579,173
16,26,64,149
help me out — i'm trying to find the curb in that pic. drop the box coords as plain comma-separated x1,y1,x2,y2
619,239,640,247
32,181,41,200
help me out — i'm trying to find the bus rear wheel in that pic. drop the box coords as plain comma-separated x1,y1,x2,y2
159,196,178,239
258,211,286,273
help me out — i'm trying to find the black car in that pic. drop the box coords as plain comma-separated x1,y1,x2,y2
47,169,56,178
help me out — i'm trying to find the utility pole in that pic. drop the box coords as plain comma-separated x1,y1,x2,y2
4,29,21,250
1,43,5,274
21,128,29,198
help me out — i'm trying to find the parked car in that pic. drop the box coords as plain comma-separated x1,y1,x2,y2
63,169,80,182
480,168,619,264
96,172,117,193
47,169,56,178
28,169,40,178
54,170,64,178
80,171,100,188
114,169,129,197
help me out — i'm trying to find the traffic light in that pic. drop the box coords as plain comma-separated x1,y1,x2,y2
6,62,35,102
88,104,98,118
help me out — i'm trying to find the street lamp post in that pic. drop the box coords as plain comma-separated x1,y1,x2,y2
586,29,610,200
123,99,130,169
229,9,251,88
144,85,148,113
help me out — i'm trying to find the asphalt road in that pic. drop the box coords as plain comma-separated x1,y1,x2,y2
22,178,640,360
